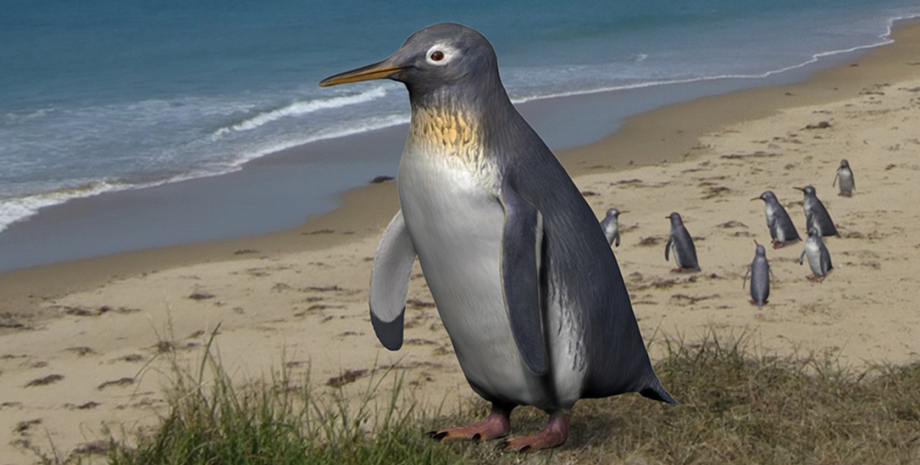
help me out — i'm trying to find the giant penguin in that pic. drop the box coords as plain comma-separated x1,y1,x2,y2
320,23,675,451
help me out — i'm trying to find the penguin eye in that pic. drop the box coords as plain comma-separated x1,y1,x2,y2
425,43,456,66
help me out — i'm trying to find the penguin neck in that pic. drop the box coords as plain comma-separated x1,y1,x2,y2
405,83,514,164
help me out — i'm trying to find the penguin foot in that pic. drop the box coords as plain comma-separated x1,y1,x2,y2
806,273,816,281
500,412,569,452
773,242,785,249
427,404,512,442
838,191,852,197
816,276,826,283
671,268,684,273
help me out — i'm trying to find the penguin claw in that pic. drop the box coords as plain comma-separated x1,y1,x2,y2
498,439,532,453
425,413,511,443
425,431,448,441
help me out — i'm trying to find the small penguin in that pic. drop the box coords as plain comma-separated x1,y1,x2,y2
743,241,772,307
600,208,628,247
751,191,801,248
794,185,839,238
799,227,833,282
665,212,700,272
833,159,855,197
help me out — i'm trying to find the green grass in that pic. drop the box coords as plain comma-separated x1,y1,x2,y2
81,334,919,465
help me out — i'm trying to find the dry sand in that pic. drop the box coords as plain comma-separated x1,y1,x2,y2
1,23,919,465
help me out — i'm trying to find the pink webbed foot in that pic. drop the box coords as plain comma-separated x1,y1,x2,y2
671,268,684,273
500,412,570,452
427,404,512,442
806,273,816,281
816,275,826,283
773,242,786,249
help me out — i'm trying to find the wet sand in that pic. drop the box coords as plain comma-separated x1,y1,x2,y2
1,21,919,465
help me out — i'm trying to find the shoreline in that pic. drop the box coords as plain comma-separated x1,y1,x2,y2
1,19,919,465
2,16,919,277
2,20,919,321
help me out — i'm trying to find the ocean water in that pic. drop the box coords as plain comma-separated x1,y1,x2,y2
1,0,919,235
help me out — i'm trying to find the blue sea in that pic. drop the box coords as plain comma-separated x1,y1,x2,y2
1,0,918,263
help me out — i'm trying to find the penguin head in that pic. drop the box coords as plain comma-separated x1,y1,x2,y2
319,23,502,98
754,241,766,256
606,208,621,219
794,185,817,196
839,159,850,169
667,212,683,225
753,190,777,203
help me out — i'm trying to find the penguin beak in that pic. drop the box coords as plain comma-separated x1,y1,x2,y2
620,210,630,214
319,59,405,87
750,197,760,201
793,187,804,192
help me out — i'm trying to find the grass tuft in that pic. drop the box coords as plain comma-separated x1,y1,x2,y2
101,332,919,465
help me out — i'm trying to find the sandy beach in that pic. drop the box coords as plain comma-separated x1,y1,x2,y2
1,21,919,465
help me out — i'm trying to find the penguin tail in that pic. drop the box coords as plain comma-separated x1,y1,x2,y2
640,377,678,405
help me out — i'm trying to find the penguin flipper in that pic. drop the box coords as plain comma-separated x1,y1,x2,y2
614,232,620,248
833,172,838,187
369,210,416,351
499,184,549,375
820,244,833,273
742,267,750,289
768,218,777,241
665,236,673,261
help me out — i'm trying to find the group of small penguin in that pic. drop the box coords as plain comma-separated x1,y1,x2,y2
600,159,856,307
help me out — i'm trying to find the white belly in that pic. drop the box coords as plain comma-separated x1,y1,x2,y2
397,150,549,406
764,203,776,231
603,221,618,244
805,241,822,274
838,171,854,190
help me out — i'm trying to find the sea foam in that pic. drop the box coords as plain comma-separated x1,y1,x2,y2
211,86,389,137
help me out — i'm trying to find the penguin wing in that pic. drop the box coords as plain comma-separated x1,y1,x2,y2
499,183,549,375
767,216,777,240
815,203,839,236
743,267,751,289
776,209,801,241
676,228,701,271
820,243,833,273
665,235,673,261
614,231,621,248
799,249,806,265
833,172,838,187
368,210,416,350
